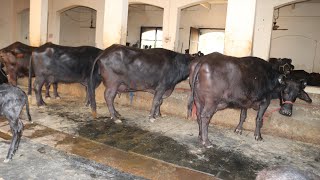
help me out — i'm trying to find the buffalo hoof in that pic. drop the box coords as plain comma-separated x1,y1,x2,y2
45,96,51,100
37,100,47,107
234,128,243,135
279,109,292,116
114,119,122,124
154,113,164,118
3,158,10,163
201,140,213,148
255,135,263,141
149,117,156,123
91,111,97,119
55,96,61,100
111,117,122,124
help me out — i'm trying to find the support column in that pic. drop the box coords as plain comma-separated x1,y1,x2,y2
162,3,180,51
95,9,104,49
252,0,274,59
29,0,48,46
102,0,128,49
224,0,256,57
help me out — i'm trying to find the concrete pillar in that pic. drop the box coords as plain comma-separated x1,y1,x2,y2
252,0,300,60
252,0,274,60
162,4,180,51
102,0,128,49
29,0,48,46
224,0,256,57
95,10,104,49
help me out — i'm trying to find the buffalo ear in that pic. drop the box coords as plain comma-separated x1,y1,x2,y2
278,74,285,85
299,90,312,103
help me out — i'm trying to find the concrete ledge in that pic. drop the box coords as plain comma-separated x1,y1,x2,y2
19,78,320,145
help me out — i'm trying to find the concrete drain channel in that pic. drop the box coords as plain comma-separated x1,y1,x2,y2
0,121,216,180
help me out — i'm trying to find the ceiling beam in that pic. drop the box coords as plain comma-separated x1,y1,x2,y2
207,0,228,4
200,2,211,9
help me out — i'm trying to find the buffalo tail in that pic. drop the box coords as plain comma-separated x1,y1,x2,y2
24,91,32,123
187,62,201,118
88,54,100,118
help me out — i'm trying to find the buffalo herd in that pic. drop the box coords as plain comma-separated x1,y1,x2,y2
0,41,315,161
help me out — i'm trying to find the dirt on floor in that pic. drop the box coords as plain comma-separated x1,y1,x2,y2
2,94,320,180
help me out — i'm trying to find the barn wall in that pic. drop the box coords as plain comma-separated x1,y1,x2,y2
47,0,105,47
13,0,30,44
270,2,320,73
1,0,318,71
178,4,227,53
126,5,163,47
59,7,96,47
0,0,14,49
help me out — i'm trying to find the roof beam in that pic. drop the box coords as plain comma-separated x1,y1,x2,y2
207,0,228,4
200,2,211,9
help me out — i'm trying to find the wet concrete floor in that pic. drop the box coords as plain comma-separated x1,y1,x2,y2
77,120,265,179
1,94,320,179
0,137,146,180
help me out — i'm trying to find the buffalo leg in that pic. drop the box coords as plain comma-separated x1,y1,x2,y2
149,90,165,121
5,118,22,162
13,120,23,152
254,99,270,141
44,83,51,98
34,77,46,106
234,108,247,135
84,86,91,106
104,87,121,122
200,104,216,148
154,88,174,118
52,83,60,99
154,99,163,118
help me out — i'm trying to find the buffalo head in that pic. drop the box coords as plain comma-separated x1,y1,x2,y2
279,79,312,116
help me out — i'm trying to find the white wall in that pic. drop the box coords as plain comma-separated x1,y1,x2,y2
47,0,105,47
0,0,14,48
126,3,227,52
14,0,30,44
270,1,320,73
179,4,227,53
127,4,163,47
1,0,318,71
59,7,96,46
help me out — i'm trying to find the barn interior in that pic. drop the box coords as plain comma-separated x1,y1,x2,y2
0,0,319,179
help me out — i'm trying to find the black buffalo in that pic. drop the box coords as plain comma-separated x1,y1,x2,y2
0,84,32,162
289,70,320,87
269,57,320,86
0,42,56,97
89,44,194,123
187,53,312,147
28,43,102,106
